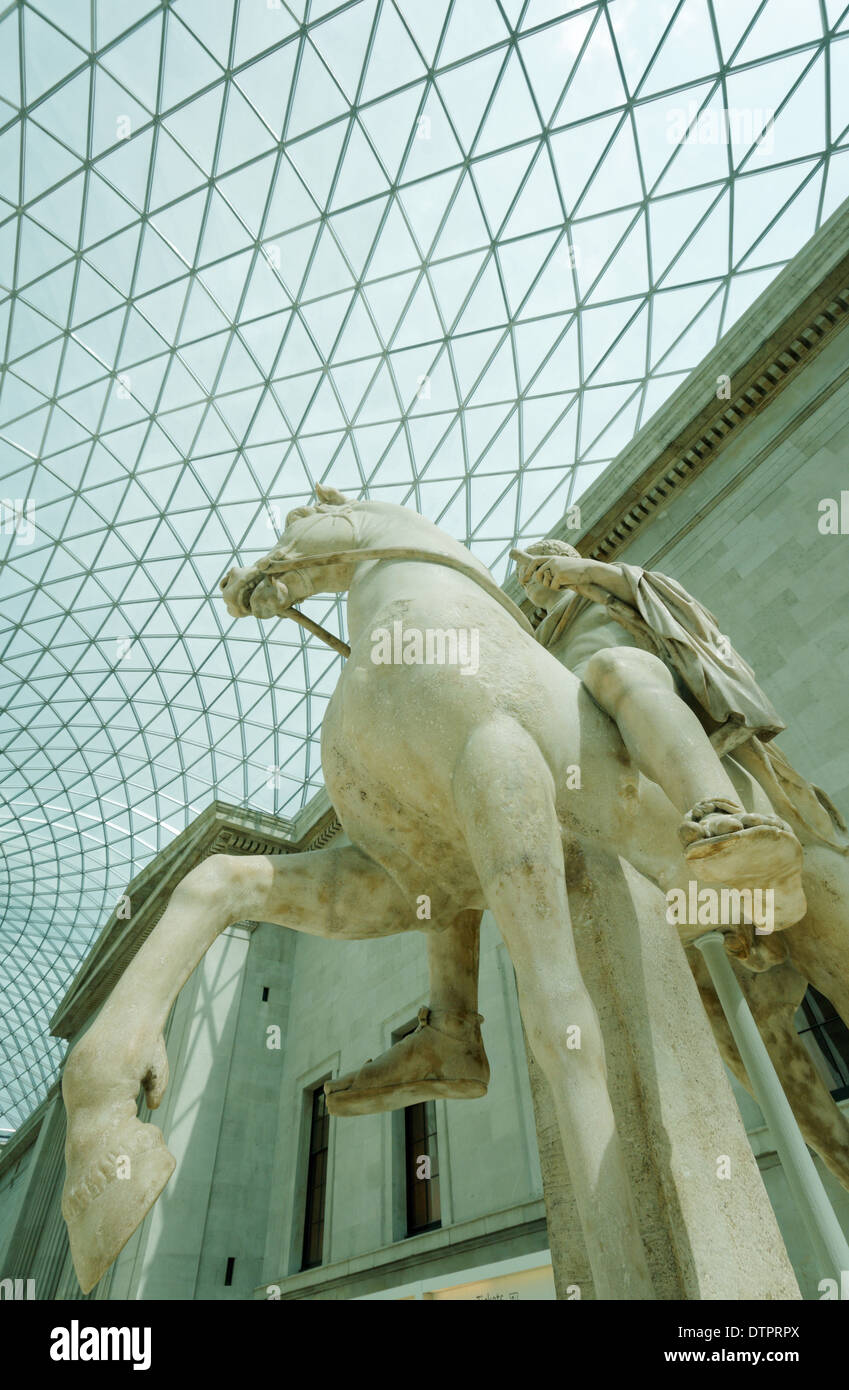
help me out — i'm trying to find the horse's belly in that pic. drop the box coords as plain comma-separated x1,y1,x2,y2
321,688,482,913
318,626,669,905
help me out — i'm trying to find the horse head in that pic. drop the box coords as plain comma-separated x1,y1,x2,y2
219,485,485,622
219,484,362,618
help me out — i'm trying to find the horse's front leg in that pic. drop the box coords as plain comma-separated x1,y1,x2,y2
452,717,655,1300
61,844,411,1292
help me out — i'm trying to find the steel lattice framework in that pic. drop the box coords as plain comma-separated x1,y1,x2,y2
1,0,848,1126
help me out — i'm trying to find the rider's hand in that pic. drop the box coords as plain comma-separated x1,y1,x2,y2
511,552,583,591
250,576,291,618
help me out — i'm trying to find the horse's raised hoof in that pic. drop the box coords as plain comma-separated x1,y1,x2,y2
324,1006,490,1117
724,923,790,970
683,820,806,929
62,1119,176,1294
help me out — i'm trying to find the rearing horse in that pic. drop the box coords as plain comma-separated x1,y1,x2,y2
59,489,839,1296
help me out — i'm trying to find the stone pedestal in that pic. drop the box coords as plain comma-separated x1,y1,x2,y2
525,845,801,1300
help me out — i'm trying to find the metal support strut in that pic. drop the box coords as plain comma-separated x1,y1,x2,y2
694,930,849,1287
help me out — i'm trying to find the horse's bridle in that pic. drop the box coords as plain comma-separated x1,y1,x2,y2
249,545,534,657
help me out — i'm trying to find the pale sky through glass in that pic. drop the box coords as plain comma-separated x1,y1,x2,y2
2,0,849,1125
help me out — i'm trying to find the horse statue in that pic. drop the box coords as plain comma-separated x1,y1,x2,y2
59,488,848,1297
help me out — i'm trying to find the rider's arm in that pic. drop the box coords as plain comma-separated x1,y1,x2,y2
575,558,634,605
528,554,634,606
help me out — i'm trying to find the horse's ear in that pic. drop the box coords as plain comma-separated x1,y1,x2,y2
315,483,350,506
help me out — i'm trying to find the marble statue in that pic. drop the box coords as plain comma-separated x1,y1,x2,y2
330,535,849,1191
529,542,849,1195
60,489,847,1297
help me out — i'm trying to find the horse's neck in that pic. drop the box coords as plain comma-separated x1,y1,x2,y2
349,505,489,575
342,507,487,634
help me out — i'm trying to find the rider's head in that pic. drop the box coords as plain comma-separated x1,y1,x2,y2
517,538,581,613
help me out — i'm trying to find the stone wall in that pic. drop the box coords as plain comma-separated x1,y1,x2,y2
616,323,849,823
260,903,546,1299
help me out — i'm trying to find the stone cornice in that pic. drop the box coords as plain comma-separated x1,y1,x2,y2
49,798,341,1042
258,1200,548,1300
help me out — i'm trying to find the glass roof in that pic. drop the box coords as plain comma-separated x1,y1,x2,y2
2,0,849,1128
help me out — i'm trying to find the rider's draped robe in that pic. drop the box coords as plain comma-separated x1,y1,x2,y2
534,563,848,854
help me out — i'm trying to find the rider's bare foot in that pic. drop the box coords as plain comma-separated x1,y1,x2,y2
61,1028,176,1293
678,799,806,929
324,1007,490,1117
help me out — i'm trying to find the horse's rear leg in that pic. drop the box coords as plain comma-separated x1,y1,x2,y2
452,718,654,1299
324,908,489,1116
687,947,849,1193
787,847,849,1032
62,845,409,1291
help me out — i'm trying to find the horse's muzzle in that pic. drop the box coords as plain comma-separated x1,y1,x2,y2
220,566,263,617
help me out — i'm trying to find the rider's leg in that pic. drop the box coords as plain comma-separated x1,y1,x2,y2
582,646,805,928
324,909,490,1116
62,844,413,1291
582,646,743,815
453,716,655,1299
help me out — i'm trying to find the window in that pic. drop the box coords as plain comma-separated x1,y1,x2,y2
405,1097,442,1236
301,1086,330,1269
796,987,849,1102
394,1016,442,1237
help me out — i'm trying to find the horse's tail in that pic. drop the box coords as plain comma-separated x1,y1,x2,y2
733,737,849,854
